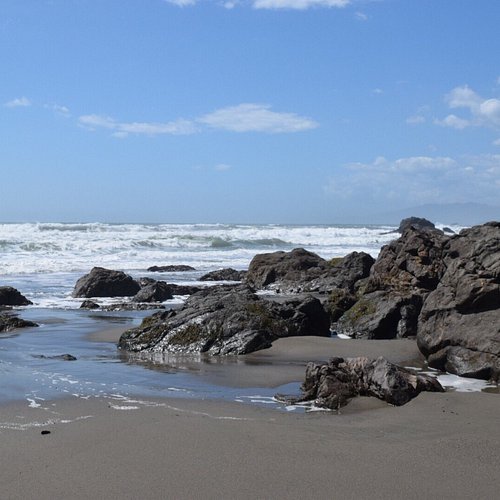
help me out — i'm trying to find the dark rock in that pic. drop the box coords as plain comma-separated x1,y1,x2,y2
200,268,247,281
246,248,327,290
246,248,373,295
0,313,38,332
417,222,500,381
325,288,357,322
442,227,455,234
41,430,51,435
73,267,141,298
396,216,436,233
336,227,447,339
80,300,100,309
0,286,32,306
133,281,173,303
33,354,77,361
276,356,444,410
119,285,330,356
147,265,196,272
168,284,203,295
101,303,166,311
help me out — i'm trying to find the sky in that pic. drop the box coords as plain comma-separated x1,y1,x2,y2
1,0,499,224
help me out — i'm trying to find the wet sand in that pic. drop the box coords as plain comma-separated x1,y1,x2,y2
1,390,499,500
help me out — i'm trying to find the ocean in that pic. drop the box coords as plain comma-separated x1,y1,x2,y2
3,221,484,412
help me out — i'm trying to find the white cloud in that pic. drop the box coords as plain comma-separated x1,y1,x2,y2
252,0,350,10
198,103,318,133
164,0,197,6
44,103,71,116
437,85,500,129
79,103,318,137
355,11,368,21
434,114,469,130
78,114,198,137
4,96,31,108
325,154,500,206
372,88,383,95
406,115,426,125
493,138,500,146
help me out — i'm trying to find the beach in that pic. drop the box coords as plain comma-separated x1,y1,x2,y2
1,335,499,499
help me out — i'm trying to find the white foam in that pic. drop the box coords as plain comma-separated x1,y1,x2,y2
436,373,497,392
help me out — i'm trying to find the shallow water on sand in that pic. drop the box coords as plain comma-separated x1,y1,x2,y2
0,307,304,411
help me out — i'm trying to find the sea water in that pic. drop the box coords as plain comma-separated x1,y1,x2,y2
0,222,474,412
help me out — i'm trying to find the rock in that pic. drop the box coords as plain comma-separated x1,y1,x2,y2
325,288,357,322
73,267,141,298
276,356,444,410
246,248,327,290
0,286,32,306
80,300,100,309
417,222,500,381
147,265,196,272
0,313,38,332
168,284,203,295
119,285,331,356
133,281,173,303
33,354,77,361
396,216,436,233
336,227,447,339
246,248,373,295
442,227,455,234
199,268,247,281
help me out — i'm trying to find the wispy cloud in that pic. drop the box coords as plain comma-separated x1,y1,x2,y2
436,85,500,130
406,115,426,125
78,114,198,137
214,163,232,171
44,103,71,117
4,96,32,108
78,103,318,137
198,103,318,133
325,154,500,206
163,0,198,6
355,11,368,21
252,0,350,9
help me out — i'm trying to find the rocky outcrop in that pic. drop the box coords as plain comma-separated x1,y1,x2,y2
80,300,100,309
73,267,141,298
119,285,330,356
335,227,447,339
276,356,444,410
147,265,196,272
0,286,32,306
0,313,38,332
200,268,247,282
246,248,374,295
417,222,500,381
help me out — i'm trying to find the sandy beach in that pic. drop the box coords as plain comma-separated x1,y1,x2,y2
1,335,499,500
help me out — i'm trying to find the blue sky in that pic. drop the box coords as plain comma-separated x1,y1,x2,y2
1,0,499,223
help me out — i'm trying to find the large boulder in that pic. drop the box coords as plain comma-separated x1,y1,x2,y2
133,281,174,303
276,356,444,410
73,267,141,298
396,216,436,233
0,286,32,306
417,222,500,380
119,285,331,356
246,248,374,295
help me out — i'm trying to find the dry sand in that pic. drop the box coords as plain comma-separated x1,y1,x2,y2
2,335,498,500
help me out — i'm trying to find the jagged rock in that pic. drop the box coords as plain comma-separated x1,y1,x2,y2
396,216,436,233
168,284,203,295
276,356,444,410
119,285,331,356
0,313,38,332
417,222,500,381
80,300,100,309
443,227,455,234
246,248,374,295
73,267,141,298
199,268,247,281
33,354,77,361
133,281,173,303
0,286,32,306
336,227,447,339
325,288,357,322
147,265,196,272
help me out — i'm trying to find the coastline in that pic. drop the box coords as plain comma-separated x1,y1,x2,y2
1,390,499,499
